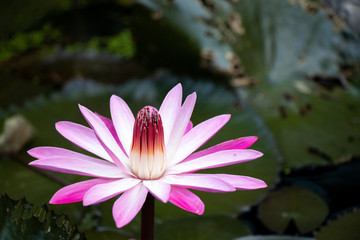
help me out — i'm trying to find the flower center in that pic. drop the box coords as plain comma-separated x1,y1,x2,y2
129,106,166,180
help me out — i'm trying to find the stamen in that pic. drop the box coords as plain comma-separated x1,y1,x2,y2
130,106,166,180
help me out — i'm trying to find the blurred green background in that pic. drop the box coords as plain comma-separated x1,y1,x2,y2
0,0,360,239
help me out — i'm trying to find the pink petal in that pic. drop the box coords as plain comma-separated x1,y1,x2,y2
95,130,131,174
167,149,263,174
170,114,231,166
163,174,235,193
183,121,193,135
166,92,197,161
143,180,171,203
112,183,148,228
96,113,128,158
83,178,140,206
79,104,129,169
50,178,113,204
28,146,108,163
56,121,112,162
168,186,204,215
110,95,135,155
185,136,259,162
29,157,125,178
212,174,267,190
159,84,183,146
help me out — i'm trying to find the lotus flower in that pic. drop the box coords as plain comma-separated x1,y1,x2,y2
28,84,266,228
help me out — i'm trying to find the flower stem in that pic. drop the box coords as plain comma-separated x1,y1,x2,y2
141,194,154,240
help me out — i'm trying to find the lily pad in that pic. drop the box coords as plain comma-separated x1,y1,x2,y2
246,85,360,168
134,0,344,80
0,194,84,240
235,236,315,240
154,215,251,240
85,227,133,240
227,0,341,82
314,208,360,240
133,0,360,169
258,185,329,234
134,0,232,73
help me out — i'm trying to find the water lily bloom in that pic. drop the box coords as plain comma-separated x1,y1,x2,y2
28,84,266,228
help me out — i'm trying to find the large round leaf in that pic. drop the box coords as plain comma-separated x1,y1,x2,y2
154,215,251,240
258,186,329,234
228,0,340,82
235,236,315,240
246,86,360,168
315,208,360,240
135,0,345,80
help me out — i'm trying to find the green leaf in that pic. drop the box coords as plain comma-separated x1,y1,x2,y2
133,0,360,169
246,85,360,168
227,0,341,82
154,215,251,240
0,194,84,240
314,208,360,240
85,227,133,240
135,0,344,80
235,236,315,240
0,0,70,38
258,186,329,234
0,24,60,62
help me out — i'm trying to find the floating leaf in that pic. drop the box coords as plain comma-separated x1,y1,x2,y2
85,227,133,240
258,186,329,234
246,85,360,168
134,0,344,80
235,236,315,240
154,215,251,240
0,194,84,240
226,0,341,82
133,0,360,169
315,208,360,240
134,0,232,73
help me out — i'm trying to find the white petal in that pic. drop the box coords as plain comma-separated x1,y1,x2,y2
167,149,263,174
112,183,148,228
29,157,126,178
83,178,140,205
79,104,129,170
159,84,183,145
162,174,235,193
143,180,171,203
170,114,230,166
166,92,196,162
56,121,112,162
110,95,135,155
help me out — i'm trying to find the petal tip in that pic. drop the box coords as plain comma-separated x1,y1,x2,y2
257,180,267,189
55,121,64,128
195,209,204,215
172,83,183,92
27,148,37,158
78,104,87,113
189,92,197,99
110,94,121,103
249,136,259,144
49,196,61,204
